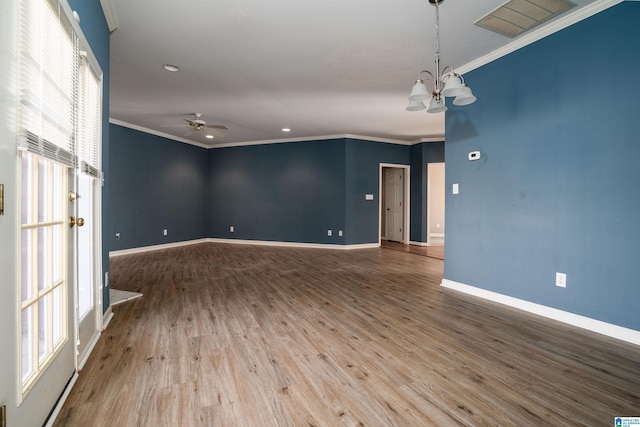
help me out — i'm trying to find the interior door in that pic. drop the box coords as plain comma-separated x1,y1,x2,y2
18,152,76,426
76,173,100,367
385,168,405,242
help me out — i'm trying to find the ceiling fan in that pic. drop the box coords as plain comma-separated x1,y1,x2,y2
184,113,228,133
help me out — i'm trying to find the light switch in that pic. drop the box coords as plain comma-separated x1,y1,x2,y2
365,194,374,200
453,183,459,194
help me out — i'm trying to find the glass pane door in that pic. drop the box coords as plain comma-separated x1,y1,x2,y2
76,172,100,365
19,151,75,420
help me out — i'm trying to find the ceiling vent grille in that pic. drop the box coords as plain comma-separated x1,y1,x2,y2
475,0,576,38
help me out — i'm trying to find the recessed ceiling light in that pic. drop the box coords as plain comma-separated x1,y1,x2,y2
282,128,291,132
205,135,214,139
163,64,180,72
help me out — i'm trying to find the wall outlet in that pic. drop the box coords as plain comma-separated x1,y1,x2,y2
163,229,168,236
327,229,332,237
452,183,459,194
338,230,343,237
115,232,120,239
556,272,567,288
230,225,234,232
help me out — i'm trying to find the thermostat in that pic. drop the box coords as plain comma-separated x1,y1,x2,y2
468,150,481,161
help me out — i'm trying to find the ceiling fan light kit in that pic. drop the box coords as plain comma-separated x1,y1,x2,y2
163,64,180,72
406,0,476,114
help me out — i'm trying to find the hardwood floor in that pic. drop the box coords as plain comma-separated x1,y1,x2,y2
55,243,639,426
381,240,444,260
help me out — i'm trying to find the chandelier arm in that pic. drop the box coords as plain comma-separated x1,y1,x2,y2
439,65,455,80
418,70,436,84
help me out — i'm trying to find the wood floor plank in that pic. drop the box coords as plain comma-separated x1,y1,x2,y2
55,243,640,426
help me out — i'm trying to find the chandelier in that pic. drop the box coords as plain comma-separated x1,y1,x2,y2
406,0,476,113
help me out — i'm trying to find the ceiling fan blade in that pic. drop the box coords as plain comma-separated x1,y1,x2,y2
207,125,228,130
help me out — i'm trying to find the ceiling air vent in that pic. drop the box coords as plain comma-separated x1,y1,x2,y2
475,0,576,38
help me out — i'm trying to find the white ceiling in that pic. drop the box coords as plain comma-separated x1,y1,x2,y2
107,0,603,147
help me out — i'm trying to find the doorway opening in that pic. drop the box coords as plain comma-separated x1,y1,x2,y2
427,162,445,249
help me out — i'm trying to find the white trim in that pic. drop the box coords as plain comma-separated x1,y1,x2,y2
110,238,380,257
99,0,118,33
441,279,640,346
412,137,445,144
409,241,429,247
77,330,101,370
102,306,113,330
109,119,211,149
44,372,79,427
457,0,623,75
109,119,414,149
429,233,445,238
208,238,378,250
109,238,211,257
212,134,412,149
379,164,411,245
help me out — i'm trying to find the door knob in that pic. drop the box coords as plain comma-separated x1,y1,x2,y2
69,216,85,228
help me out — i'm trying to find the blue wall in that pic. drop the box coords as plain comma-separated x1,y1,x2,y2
444,2,640,330
111,134,435,248
345,139,410,244
67,0,111,309
207,138,411,245
109,124,209,250
208,139,346,244
410,142,445,243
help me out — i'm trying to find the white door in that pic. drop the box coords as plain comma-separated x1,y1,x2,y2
385,168,405,242
18,152,76,426
75,173,101,367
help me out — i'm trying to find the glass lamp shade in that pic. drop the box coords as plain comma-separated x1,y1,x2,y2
427,96,447,113
408,81,431,102
406,99,426,111
452,85,477,106
441,74,466,97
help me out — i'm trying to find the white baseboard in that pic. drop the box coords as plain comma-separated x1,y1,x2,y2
77,331,102,371
207,238,378,250
441,279,640,346
409,241,429,247
110,238,379,257
45,372,79,427
429,233,445,238
109,238,210,257
102,306,113,330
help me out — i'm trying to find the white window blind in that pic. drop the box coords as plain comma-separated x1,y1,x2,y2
18,0,77,168
78,54,102,178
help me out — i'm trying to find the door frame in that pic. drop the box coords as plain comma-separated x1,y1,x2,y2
75,173,104,370
379,163,410,245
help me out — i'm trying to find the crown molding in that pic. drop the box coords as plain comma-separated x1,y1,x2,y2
457,0,623,75
211,134,412,149
109,119,211,149
99,0,118,33
108,119,421,149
